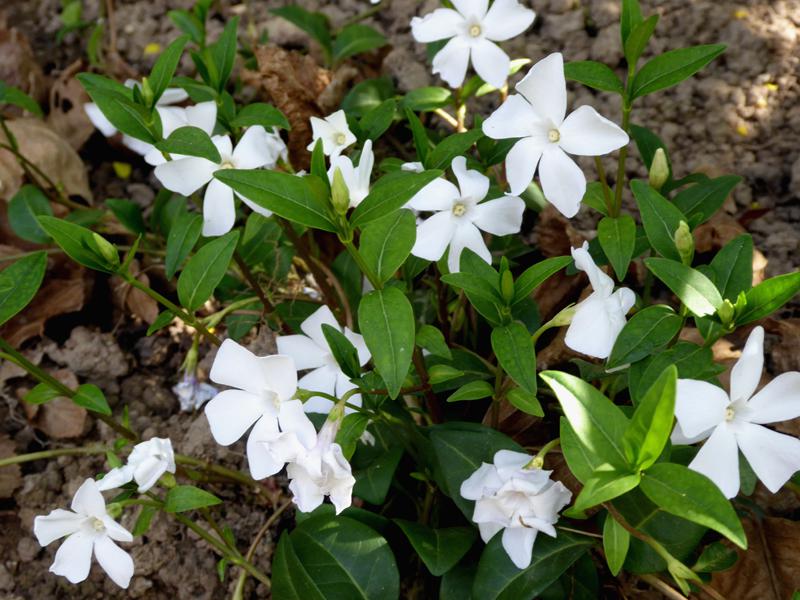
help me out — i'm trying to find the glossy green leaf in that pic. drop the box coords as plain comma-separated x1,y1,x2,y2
631,44,726,99
405,107,431,163
165,212,202,278
23,382,62,405
491,322,537,394
132,505,158,537
507,387,544,417
37,216,119,273
333,24,386,62
402,87,452,111
321,324,361,380
624,14,658,66
353,446,403,505
447,380,494,402
73,383,111,415
272,532,325,600
426,129,483,170
395,520,476,576
335,413,370,459
623,365,676,469
106,198,146,234
148,36,189,105
359,209,416,284
672,175,741,225
709,234,753,301
631,179,685,261
168,10,204,46
177,230,239,311
737,271,800,325
164,485,222,512
597,215,637,280
603,516,630,576
512,256,572,304
8,185,52,243
270,6,331,58
78,80,155,142
358,287,415,398
620,0,643,45
209,17,239,91
608,305,682,368
416,325,452,360
571,471,641,513
644,257,723,317
351,169,442,227
156,125,221,162
692,541,738,573
630,124,673,183
230,102,289,129
0,81,42,116
359,98,396,140
564,61,624,94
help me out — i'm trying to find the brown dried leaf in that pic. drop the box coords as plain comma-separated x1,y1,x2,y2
47,61,95,151
765,318,800,374
21,369,87,439
0,14,48,108
0,435,22,498
0,118,92,201
111,259,158,324
693,212,746,253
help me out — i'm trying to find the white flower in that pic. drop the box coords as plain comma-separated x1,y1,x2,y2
97,438,176,493
286,419,356,514
307,110,356,157
142,101,218,165
204,339,317,479
276,305,370,414
482,52,629,217
409,155,524,273
328,140,374,207
410,0,536,89
154,126,284,237
564,242,635,359
460,450,571,569
672,326,800,499
172,373,218,412
33,479,134,588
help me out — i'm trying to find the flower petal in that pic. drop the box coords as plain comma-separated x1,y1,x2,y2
674,379,729,438
565,292,623,359
449,222,490,273
96,466,134,491
452,156,489,202
100,516,133,543
276,334,328,371
453,0,488,17
257,354,298,402
34,509,84,546
404,178,460,212
201,178,236,237
471,196,524,236
505,137,545,196
746,372,800,424
287,468,325,513
530,481,572,518
737,422,800,494
460,463,502,500
538,147,585,218
298,366,338,414
278,399,318,449
730,326,764,403
50,531,93,584
432,36,472,89
410,8,463,42
93,536,134,589
154,156,216,196
184,101,217,135
501,527,537,569
238,193,273,217
344,328,371,366
209,338,264,393
300,304,341,349
411,211,458,261
158,88,190,105
558,106,629,156
482,94,546,140
477,521,503,543
84,103,117,137
515,53,566,125
232,126,271,169
335,372,363,415
246,416,284,479
482,0,536,41
71,478,106,517
688,424,740,498
493,450,534,475
470,39,510,89
204,390,265,445
571,242,614,297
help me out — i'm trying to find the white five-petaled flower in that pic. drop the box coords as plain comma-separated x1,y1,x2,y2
286,418,356,514
205,340,317,479
483,52,629,217
276,305,371,414
307,110,356,157
411,0,536,89
672,326,800,499
142,101,218,165
33,479,134,588
564,242,635,359
460,450,571,569
97,437,176,493
328,139,374,207
409,155,524,273
154,126,286,237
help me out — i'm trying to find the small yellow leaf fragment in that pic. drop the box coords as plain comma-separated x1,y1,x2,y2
113,161,132,179
144,42,162,56
765,83,778,92
733,9,748,19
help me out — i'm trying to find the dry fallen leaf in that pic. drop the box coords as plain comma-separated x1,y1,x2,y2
47,60,95,151
0,435,22,498
111,259,158,324
20,369,87,439
0,13,48,108
765,318,800,374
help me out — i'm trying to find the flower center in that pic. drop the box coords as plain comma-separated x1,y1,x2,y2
263,388,280,409
219,160,235,169
725,406,736,422
469,24,482,37
90,517,106,532
452,201,467,217
334,132,347,145
547,129,560,143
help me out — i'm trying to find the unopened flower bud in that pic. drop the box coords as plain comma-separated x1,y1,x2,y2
90,232,120,269
500,269,515,304
159,472,177,488
673,221,694,265
106,502,123,519
331,167,350,215
718,299,735,326
550,303,577,327
140,77,154,107
649,148,669,191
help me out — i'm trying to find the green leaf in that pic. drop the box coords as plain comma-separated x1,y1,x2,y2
209,17,239,91
512,256,572,304
608,305,682,368
353,446,403,505
321,324,361,380
736,271,800,325
395,520,476,576
164,485,222,512
540,371,630,470
358,287,415,398
416,325,452,360
491,322,537,394
132,505,158,536
272,532,325,600
692,541,738,573
214,170,336,231
351,169,442,228
289,515,399,599
147,310,174,335
148,36,189,105
631,45,726,99
640,463,747,549
37,216,119,273
571,471,641,513
426,129,483,170
359,98,396,141
73,383,111,415
620,0,643,45
673,176,741,226
230,103,289,130
597,215,637,280
630,341,721,403
359,209,416,284
405,107,431,163
631,179,685,261
472,532,591,600
709,235,753,301
624,15,658,66
168,10,205,46
156,125,221,162
0,81,43,116
23,383,62,405
564,61,624,94
271,6,331,59
402,87,453,111
333,24,386,62
106,198,146,235
165,212,202,278
335,413,370,459
630,124,673,182
447,380,494,402
343,78,395,117
644,257,723,317
177,230,239,311
78,79,155,143
623,365,676,470
8,185,52,243
603,516,630,576
507,387,544,417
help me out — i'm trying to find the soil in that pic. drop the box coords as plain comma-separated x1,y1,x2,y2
1,0,798,598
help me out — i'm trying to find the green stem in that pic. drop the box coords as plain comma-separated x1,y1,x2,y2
525,438,560,469
174,455,257,488
612,65,636,217
594,156,614,215
342,239,381,290
203,296,260,329
0,446,107,468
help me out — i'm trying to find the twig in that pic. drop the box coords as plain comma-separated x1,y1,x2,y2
639,574,688,600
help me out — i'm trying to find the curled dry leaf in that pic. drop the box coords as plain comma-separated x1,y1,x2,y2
0,13,48,107
46,60,95,151
0,435,22,498
20,369,87,439
111,259,158,324
0,118,92,201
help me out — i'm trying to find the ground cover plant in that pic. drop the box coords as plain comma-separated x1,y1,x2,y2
1,0,800,598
